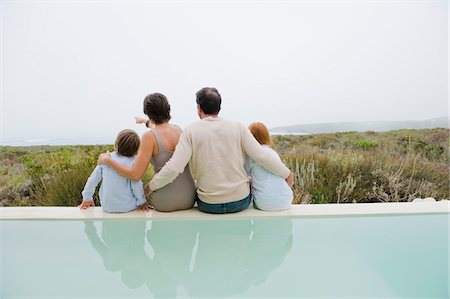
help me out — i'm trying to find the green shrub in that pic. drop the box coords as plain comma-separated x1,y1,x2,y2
424,144,445,161
345,139,378,150
310,189,331,204
34,166,94,206
309,134,340,149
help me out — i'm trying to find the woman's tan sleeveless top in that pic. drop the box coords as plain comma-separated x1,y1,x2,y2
149,128,196,211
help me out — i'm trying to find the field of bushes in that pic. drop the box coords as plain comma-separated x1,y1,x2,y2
0,128,448,206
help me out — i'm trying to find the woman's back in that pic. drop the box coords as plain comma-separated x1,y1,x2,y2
150,125,196,211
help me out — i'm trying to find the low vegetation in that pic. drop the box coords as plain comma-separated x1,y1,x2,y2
0,128,448,206
273,128,449,203
0,145,153,207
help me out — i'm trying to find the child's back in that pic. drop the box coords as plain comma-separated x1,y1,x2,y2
245,122,293,211
82,152,146,213
81,129,146,213
245,145,293,211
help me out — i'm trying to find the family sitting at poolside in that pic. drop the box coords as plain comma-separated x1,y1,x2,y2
79,87,294,214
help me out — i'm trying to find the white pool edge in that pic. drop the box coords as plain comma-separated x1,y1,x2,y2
0,201,448,220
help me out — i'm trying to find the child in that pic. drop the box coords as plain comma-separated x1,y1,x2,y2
245,122,293,211
79,129,148,213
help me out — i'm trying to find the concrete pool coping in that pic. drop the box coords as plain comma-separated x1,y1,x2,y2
0,200,448,220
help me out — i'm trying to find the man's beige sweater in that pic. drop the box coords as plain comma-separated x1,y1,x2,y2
149,117,291,204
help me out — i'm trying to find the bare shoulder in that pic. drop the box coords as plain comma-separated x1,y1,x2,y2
141,130,157,144
171,124,183,133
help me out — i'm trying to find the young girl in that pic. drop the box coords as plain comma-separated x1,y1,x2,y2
79,129,148,213
245,122,293,211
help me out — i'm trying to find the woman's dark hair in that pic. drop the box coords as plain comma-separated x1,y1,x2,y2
115,129,140,157
143,93,171,124
196,87,221,115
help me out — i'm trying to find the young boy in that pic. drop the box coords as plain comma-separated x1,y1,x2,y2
79,129,148,213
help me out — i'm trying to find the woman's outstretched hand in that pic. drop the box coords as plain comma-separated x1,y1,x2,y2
98,151,111,165
135,116,147,124
135,116,155,129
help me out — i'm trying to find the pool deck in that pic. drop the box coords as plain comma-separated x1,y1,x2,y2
1,200,448,219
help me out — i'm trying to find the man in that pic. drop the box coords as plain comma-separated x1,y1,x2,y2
147,87,294,214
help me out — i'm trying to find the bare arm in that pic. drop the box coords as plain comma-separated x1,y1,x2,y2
98,132,154,181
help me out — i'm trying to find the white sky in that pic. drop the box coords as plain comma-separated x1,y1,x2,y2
1,0,448,143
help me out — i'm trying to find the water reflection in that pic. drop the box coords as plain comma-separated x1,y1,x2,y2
84,218,293,298
84,220,177,297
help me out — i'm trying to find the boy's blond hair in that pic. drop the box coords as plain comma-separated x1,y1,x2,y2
115,129,140,157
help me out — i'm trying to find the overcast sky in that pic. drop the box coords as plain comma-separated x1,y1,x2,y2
1,0,448,144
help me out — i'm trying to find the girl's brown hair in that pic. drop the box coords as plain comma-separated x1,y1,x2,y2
248,122,273,147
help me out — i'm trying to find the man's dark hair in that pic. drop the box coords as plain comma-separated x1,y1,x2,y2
143,93,171,124
196,87,221,115
115,129,140,157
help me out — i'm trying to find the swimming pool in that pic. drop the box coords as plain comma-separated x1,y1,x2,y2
1,203,448,298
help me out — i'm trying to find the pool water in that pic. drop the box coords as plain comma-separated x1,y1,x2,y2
1,214,448,298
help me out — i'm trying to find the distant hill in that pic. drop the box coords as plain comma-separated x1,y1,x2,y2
271,116,449,134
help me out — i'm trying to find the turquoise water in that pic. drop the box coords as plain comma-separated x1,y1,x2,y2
0,214,448,298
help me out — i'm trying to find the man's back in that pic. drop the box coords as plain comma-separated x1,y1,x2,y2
186,116,249,203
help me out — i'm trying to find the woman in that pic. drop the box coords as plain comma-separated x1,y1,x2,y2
98,93,196,212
